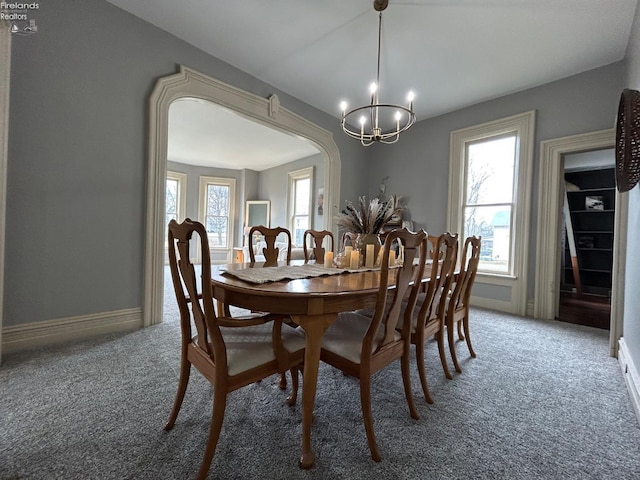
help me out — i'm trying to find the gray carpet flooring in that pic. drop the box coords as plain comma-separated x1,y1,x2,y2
1,270,640,479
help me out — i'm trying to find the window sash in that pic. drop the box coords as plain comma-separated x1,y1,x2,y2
199,176,236,251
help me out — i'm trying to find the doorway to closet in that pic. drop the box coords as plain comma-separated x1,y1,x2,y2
558,149,615,330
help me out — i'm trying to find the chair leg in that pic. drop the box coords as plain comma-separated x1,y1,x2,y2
286,367,299,406
359,374,381,462
278,372,287,390
196,387,227,480
164,357,192,430
447,315,462,374
457,318,465,341
462,313,476,358
415,341,433,404
436,328,453,380
401,347,419,420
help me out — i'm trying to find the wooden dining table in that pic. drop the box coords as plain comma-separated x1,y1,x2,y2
211,260,402,469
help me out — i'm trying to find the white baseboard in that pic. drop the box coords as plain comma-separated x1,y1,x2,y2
618,337,640,426
2,308,143,355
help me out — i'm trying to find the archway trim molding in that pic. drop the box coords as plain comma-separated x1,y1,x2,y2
144,65,341,327
533,128,626,356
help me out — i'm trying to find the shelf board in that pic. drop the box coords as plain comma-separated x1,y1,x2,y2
571,209,615,213
567,187,615,193
577,248,613,252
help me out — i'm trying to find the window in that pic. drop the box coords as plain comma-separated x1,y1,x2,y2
463,135,516,274
288,167,313,246
165,171,187,226
199,176,236,250
448,111,535,314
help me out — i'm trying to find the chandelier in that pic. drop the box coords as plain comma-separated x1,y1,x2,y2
340,0,416,146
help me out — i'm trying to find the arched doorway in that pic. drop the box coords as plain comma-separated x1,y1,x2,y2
144,66,341,327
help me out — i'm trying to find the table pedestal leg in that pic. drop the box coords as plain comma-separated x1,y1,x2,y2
291,313,336,469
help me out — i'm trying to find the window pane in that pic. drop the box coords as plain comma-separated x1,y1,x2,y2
466,136,516,205
205,184,230,248
295,178,310,215
464,205,511,273
207,185,229,215
293,216,308,246
165,179,178,240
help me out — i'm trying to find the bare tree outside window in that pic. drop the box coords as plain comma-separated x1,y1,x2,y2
463,135,516,273
165,178,178,227
205,184,230,247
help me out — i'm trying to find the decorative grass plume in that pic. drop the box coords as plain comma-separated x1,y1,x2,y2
336,196,400,234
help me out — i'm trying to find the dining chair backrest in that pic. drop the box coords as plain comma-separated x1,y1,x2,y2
417,232,459,325
341,231,359,249
367,228,428,353
248,225,292,266
427,234,444,260
451,235,481,312
303,229,335,263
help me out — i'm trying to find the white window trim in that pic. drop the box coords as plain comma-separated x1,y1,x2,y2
166,171,187,223
288,166,314,245
448,110,535,315
198,176,236,260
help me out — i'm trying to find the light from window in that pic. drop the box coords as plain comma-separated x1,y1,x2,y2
288,167,313,246
463,135,516,273
293,177,311,245
204,183,230,248
165,178,179,227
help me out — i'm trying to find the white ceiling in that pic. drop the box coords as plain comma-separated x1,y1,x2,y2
108,0,638,169
168,98,320,171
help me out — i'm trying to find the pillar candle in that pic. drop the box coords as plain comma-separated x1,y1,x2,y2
344,246,353,258
324,251,334,268
389,250,396,266
350,250,360,269
365,244,375,268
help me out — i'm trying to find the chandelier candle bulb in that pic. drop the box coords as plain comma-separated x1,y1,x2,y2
324,251,334,268
365,244,375,268
350,250,360,270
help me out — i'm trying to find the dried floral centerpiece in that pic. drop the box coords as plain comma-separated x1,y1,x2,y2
336,195,399,234
335,196,402,267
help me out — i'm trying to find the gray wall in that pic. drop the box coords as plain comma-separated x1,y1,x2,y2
368,61,624,303
623,4,640,374
260,153,325,235
5,0,368,327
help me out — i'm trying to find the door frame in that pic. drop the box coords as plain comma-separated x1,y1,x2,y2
533,128,627,356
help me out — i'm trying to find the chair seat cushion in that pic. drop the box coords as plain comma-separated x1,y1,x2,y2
219,323,306,376
321,312,400,364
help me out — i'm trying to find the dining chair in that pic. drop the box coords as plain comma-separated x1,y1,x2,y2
320,228,428,462
446,235,481,373
400,232,458,403
248,225,292,266
303,229,334,263
165,218,305,480
247,225,295,389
